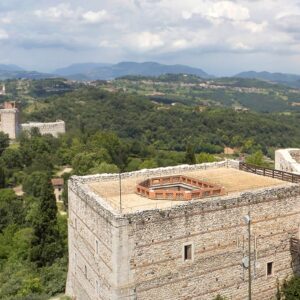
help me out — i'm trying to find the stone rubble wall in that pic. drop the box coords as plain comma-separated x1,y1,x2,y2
290,150,300,163
75,160,237,185
127,184,300,300
21,120,65,137
275,149,300,174
0,104,65,139
66,160,300,300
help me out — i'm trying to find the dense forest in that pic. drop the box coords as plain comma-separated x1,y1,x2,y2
26,87,300,156
1,78,300,299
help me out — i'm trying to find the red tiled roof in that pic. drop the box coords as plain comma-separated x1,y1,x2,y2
51,178,64,186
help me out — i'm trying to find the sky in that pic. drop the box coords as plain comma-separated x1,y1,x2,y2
0,0,300,75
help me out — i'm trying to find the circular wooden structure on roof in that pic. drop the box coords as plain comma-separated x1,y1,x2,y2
136,175,225,201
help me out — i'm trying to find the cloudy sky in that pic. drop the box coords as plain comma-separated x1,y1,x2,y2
0,0,300,75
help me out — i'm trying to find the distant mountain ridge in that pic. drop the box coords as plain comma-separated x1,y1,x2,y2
0,70,56,81
54,63,112,76
53,61,212,80
0,64,24,72
1,62,300,89
234,71,300,88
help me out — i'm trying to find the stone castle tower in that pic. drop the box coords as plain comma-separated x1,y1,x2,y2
0,101,66,140
0,101,20,139
0,84,6,96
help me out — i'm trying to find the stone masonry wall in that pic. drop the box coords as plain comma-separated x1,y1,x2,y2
21,120,65,137
66,160,300,300
290,150,300,163
0,108,19,139
127,184,300,300
275,149,300,174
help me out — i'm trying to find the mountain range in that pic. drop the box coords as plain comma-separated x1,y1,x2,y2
234,71,300,88
0,62,300,88
54,62,211,80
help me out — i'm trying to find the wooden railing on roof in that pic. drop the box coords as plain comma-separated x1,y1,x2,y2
239,162,300,183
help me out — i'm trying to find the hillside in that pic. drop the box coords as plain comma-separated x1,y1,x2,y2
25,86,300,154
0,70,55,80
53,62,211,80
2,79,300,299
235,71,300,88
0,64,24,72
111,75,300,113
54,63,112,76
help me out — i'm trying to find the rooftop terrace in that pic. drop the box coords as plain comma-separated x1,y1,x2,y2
85,164,286,213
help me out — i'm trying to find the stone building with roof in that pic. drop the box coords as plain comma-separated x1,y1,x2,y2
51,178,64,202
66,160,300,300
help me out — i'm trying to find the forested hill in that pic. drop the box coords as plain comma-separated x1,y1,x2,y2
25,87,300,154
112,75,300,113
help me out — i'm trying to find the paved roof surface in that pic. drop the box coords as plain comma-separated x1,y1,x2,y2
87,167,286,213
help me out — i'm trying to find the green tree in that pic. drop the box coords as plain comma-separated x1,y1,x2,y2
23,172,50,198
29,175,62,267
0,166,5,188
281,276,300,300
245,150,266,167
197,152,216,164
1,148,23,169
0,189,24,232
139,159,158,169
89,162,119,174
184,143,196,164
0,132,9,155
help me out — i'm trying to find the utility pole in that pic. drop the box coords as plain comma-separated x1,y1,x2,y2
119,173,122,214
243,212,252,300
248,211,252,300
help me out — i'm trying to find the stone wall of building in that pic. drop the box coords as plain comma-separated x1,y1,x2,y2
0,102,66,139
66,160,300,300
0,108,20,139
21,120,65,137
275,149,300,174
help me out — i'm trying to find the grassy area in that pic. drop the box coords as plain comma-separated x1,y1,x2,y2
9,141,20,149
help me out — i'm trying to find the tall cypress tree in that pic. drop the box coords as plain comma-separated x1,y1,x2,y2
184,143,196,165
29,174,62,267
0,166,5,188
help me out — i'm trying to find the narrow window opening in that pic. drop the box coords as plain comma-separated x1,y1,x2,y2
84,265,87,278
96,240,99,254
184,244,192,261
267,262,273,276
74,218,77,230
74,253,77,274
96,280,99,294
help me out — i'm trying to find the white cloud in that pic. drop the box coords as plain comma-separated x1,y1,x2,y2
2,0,300,73
128,31,164,50
242,21,268,33
82,10,110,23
182,1,250,22
207,1,250,21
0,29,8,40
34,4,111,24
34,3,74,20
1,17,12,24
172,39,188,50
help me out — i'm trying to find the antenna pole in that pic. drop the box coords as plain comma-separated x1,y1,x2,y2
119,173,122,214
248,210,252,300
